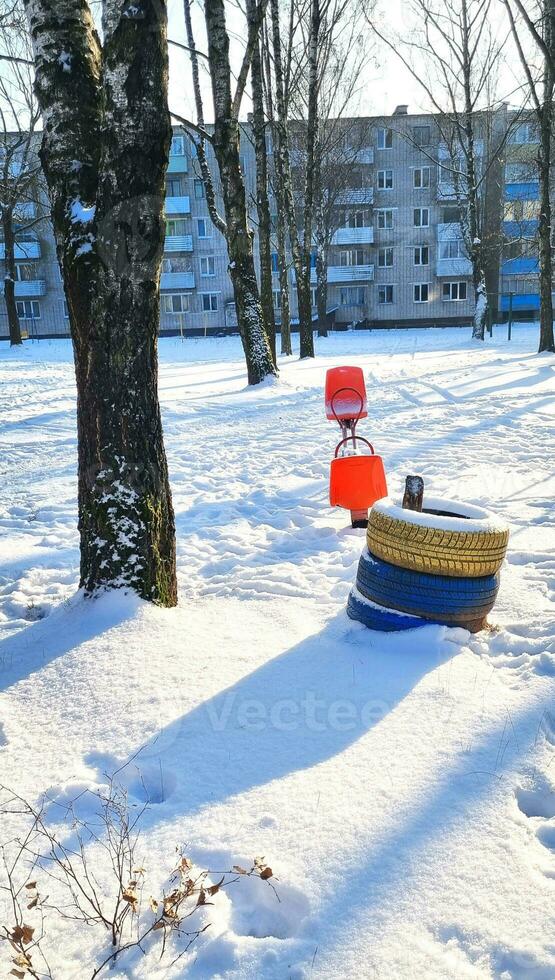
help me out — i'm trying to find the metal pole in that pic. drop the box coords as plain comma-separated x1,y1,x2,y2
507,292,513,342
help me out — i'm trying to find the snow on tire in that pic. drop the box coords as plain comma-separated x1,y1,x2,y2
366,496,509,578
347,586,430,632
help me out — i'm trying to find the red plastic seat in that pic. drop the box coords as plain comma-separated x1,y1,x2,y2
325,366,367,421
329,439,387,511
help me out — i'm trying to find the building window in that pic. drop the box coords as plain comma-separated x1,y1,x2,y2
413,125,431,147
442,206,462,224
413,207,429,227
197,218,210,238
311,287,317,307
414,245,429,265
344,210,365,228
378,284,394,304
443,281,467,301
377,127,393,149
413,283,429,303
63,300,69,318
166,218,188,236
377,169,393,189
508,121,538,144
439,239,466,259
16,299,40,319
202,292,219,312
162,256,190,273
272,288,281,311
378,246,393,267
170,135,185,156
339,248,366,266
503,199,539,222
340,286,366,305
505,162,537,183
194,178,205,199
414,167,430,189
15,263,36,281
376,208,394,229
166,176,183,196
271,252,279,272
162,293,190,314
200,255,215,277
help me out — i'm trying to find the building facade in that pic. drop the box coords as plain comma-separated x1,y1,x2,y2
0,106,547,340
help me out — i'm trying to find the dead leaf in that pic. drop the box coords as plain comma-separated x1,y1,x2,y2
232,865,247,875
260,867,273,880
24,882,37,891
207,876,225,896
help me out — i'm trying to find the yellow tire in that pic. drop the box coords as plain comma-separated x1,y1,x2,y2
367,496,509,578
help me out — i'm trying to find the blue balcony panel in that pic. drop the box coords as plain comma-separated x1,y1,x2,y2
500,293,540,311
503,220,538,239
501,257,539,276
504,181,539,201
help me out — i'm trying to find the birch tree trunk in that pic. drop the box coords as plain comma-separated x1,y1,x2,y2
2,208,22,346
297,0,320,359
25,0,177,606
204,0,276,385
270,0,312,358
538,0,555,352
248,0,277,364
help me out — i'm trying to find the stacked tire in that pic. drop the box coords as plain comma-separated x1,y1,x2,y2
347,496,509,633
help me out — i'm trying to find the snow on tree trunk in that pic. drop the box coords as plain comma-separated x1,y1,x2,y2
472,277,487,341
2,208,22,346
203,0,275,386
316,244,328,338
276,198,292,355
248,0,277,366
537,85,555,353
24,0,177,606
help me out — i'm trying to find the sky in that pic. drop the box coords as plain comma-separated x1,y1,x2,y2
166,0,527,126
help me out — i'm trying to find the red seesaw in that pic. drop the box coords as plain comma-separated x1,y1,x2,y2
325,366,388,528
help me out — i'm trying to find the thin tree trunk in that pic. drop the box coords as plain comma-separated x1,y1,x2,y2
298,0,320,359
248,0,277,365
538,27,555,352
3,209,22,345
270,0,312,357
261,16,291,355
25,0,177,606
316,242,328,338
203,0,276,385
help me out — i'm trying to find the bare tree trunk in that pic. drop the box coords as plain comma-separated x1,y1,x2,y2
248,0,277,365
203,0,276,384
316,242,328,338
297,0,320,359
2,208,22,345
25,0,177,606
538,1,555,352
270,0,312,357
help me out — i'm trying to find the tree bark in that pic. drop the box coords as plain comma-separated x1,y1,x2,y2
203,0,276,385
2,208,22,345
25,0,177,606
538,0,555,353
270,0,312,358
297,0,320,359
315,242,328,338
248,0,277,365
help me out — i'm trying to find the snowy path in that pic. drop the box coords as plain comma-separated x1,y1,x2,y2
0,327,554,978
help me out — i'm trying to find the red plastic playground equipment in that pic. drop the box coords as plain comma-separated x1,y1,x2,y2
325,366,388,527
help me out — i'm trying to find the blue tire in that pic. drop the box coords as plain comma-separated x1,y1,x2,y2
347,587,430,632
356,548,499,626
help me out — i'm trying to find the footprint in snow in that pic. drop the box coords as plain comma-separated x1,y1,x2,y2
515,772,555,877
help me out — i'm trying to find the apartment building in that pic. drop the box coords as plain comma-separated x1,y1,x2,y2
0,106,544,340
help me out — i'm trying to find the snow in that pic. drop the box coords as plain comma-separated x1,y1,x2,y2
373,495,510,533
0,325,554,978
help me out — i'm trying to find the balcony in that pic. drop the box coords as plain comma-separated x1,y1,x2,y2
503,219,538,240
335,187,374,206
164,234,193,252
437,223,464,241
167,155,188,174
505,181,539,201
14,202,37,220
165,195,190,215
327,264,374,283
501,257,539,276
0,239,41,260
332,226,374,245
14,279,46,297
352,148,374,165
436,258,472,277
161,271,195,290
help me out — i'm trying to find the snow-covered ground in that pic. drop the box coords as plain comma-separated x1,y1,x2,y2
0,326,554,979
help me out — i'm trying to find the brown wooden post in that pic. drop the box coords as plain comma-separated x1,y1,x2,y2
402,475,424,512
